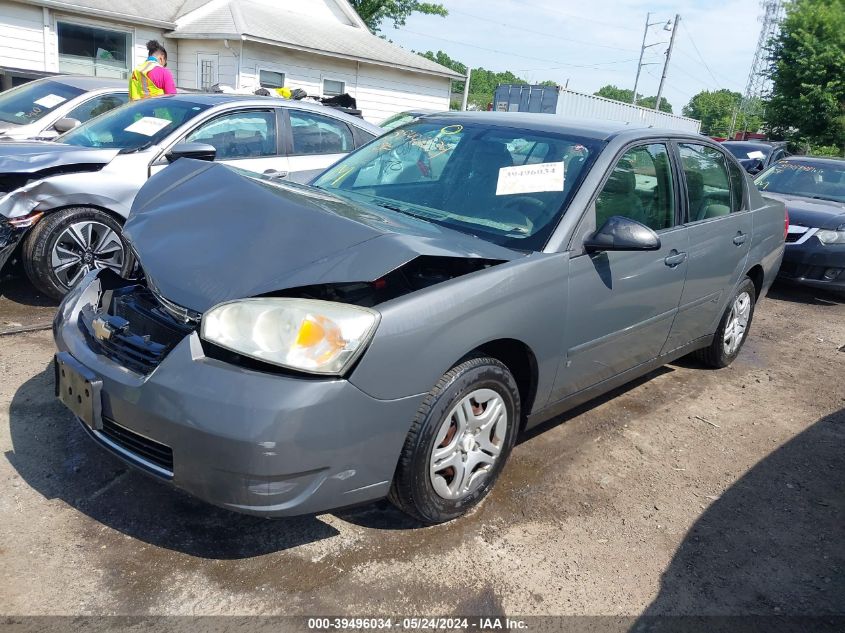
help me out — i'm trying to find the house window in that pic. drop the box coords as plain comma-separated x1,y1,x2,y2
259,70,285,89
323,79,345,97
57,22,130,79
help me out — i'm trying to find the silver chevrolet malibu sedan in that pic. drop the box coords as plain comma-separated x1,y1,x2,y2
53,113,786,523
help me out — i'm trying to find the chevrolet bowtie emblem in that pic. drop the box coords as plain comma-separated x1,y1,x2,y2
92,316,115,342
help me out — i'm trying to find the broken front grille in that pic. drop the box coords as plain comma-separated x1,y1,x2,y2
79,284,196,374
101,416,174,475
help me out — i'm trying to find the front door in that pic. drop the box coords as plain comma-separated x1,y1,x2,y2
662,142,752,352
552,142,689,401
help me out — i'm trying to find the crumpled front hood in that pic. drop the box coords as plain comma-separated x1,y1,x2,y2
763,192,845,230
0,141,119,174
126,160,522,313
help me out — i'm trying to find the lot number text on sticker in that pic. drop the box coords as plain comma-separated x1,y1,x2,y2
125,117,173,136
496,161,564,196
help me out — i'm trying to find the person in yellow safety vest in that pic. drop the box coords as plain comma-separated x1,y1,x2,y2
129,40,176,101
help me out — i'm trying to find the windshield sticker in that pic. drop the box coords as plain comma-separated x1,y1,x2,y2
496,161,564,196
124,117,173,136
33,94,67,109
746,150,765,160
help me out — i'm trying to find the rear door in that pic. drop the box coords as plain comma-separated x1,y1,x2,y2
283,109,357,182
662,142,752,352
551,141,689,400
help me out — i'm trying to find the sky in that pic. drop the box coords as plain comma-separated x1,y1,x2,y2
383,0,764,114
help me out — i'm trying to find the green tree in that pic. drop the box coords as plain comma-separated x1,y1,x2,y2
594,85,673,113
349,0,447,32
765,0,845,152
682,89,754,136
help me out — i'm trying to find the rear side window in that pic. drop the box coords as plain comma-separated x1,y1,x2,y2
595,143,675,232
289,110,353,155
728,160,745,212
678,143,732,222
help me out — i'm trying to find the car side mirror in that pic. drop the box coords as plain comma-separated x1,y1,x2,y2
166,142,217,163
747,159,764,175
584,216,661,253
53,117,81,134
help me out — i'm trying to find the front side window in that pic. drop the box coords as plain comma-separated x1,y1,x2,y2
260,70,285,89
65,92,128,124
678,143,732,222
57,22,130,79
312,120,601,250
289,110,353,155
186,110,277,159
60,98,211,151
0,79,84,126
595,143,675,232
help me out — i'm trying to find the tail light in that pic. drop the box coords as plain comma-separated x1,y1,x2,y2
784,208,789,240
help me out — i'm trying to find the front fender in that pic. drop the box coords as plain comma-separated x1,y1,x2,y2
348,252,570,411
0,172,137,220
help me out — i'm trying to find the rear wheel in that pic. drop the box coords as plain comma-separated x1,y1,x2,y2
389,356,520,524
696,277,757,368
22,207,133,300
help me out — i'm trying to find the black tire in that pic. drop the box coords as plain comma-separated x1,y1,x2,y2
389,356,520,524
22,207,133,300
696,277,757,368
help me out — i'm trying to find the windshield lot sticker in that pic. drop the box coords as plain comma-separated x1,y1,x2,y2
496,161,564,195
33,94,67,109
125,117,173,136
746,150,765,159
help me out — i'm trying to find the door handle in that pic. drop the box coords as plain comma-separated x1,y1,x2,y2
263,169,288,179
664,250,687,268
733,232,748,246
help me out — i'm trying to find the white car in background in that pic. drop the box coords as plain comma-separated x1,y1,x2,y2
0,93,382,298
0,76,128,141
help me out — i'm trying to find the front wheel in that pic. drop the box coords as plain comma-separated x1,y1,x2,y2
389,356,520,524
22,207,134,300
696,277,757,368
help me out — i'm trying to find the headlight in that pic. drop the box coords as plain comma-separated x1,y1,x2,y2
200,298,380,375
816,228,845,245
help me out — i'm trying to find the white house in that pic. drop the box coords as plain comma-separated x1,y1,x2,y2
0,0,462,122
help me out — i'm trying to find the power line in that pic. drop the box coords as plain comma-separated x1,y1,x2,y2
401,29,637,72
447,8,640,53
515,2,643,33
679,21,723,89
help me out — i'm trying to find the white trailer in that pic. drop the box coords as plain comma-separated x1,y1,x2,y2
493,84,702,133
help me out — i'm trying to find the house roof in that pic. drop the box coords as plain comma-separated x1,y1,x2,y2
15,0,192,27
168,0,464,79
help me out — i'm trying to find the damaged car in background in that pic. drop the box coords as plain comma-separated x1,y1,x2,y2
0,94,380,298
53,114,786,524
0,75,127,142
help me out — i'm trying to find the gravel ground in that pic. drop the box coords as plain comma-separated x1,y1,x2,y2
0,280,842,619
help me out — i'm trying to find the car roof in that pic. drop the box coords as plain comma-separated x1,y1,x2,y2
44,75,127,90
722,140,785,150
416,111,684,141
780,155,845,165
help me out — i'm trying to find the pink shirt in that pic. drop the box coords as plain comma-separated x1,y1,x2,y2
147,65,177,94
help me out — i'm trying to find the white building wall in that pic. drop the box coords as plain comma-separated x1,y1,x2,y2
0,2,176,79
0,0,46,71
239,41,452,123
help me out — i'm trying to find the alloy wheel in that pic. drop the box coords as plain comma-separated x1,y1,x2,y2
50,221,125,288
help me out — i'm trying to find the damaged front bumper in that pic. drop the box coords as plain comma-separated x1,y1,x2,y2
53,271,424,517
0,217,31,272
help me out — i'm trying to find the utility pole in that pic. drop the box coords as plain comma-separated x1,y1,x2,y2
632,14,668,106
654,14,679,112
631,13,650,105
461,68,472,111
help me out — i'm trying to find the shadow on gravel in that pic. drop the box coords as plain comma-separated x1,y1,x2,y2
0,273,57,308
633,408,844,626
767,281,844,307
5,362,342,559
